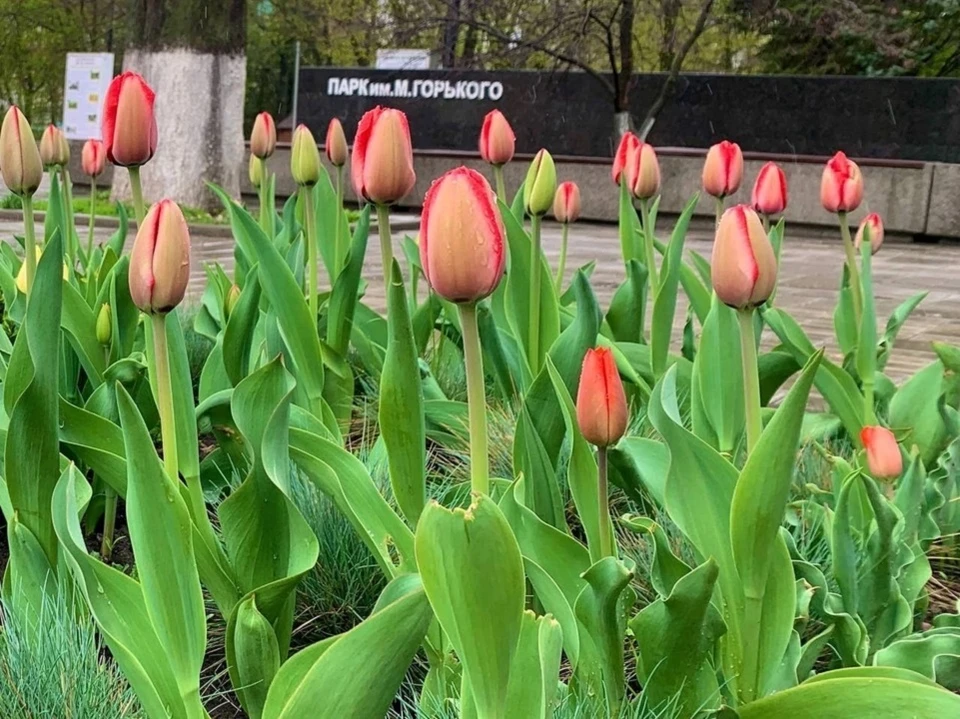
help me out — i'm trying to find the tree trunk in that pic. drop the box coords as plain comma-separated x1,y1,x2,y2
440,0,462,68
111,0,246,211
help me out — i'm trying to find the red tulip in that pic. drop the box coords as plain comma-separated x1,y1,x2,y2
711,205,777,309
0,106,42,196
40,125,69,167
702,140,743,198
102,71,157,167
860,426,902,479
129,199,191,314
553,181,581,223
821,151,863,213
855,213,884,254
612,132,640,185
419,166,506,303
352,106,416,205
325,118,348,167
576,347,628,448
250,112,276,159
82,139,106,178
751,161,787,216
627,142,661,199
479,110,515,166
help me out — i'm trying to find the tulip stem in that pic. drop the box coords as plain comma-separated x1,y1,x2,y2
529,213,542,373
838,212,864,324
335,164,345,277
493,164,507,205
128,166,146,225
150,313,180,487
554,222,569,294
22,195,36,294
376,203,394,310
715,197,725,229
761,213,770,234
86,179,97,267
738,308,762,456
597,447,614,559
639,198,658,289
101,486,117,561
458,303,489,495
302,185,319,321
60,166,76,273
258,158,271,237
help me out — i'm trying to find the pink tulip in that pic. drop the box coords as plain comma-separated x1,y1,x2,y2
479,110,515,166
0,106,42,196
102,72,157,167
855,213,884,254
627,142,661,199
861,426,902,479
129,199,191,314
576,347,628,448
250,112,276,159
40,125,69,167
751,161,787,216
352,106,416,205
82,139,106,178
702,140,743,198
325,118,348,167
821,151,863,213
612,132,640,185
711,204,778,309
553,181,581,223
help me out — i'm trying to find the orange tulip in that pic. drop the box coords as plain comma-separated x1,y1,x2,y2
576,347,628,448
821,151,863,213
702,140,743,198
711,205,778,309
250,112,276,159
40,125,69,167
325,118,348,167
0,106,42,196
102,72,157,167
627,142,661,199
612,132,640,185
129,199,191,314
855,213,884,254
553,181,581,223
82,139,106,178
419,166,506,303
860,426,902,479
479,110,515,166
352,106,416,205
751,161,787,216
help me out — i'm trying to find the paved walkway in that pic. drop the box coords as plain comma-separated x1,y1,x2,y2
4,214,958,383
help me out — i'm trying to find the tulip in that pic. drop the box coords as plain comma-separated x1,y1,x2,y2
627,142,661,200
855,213,884,255
0,106,43,197
59,132,71,165
325,118,348,167
702,140,743,199
479,110,515,166
553,181,580,224
712,205,777,311
522,149,556,373
129,199,191,315
96,303,112,346
82,139,106,178
290,124,320,186
860,426,902,479
821,151,863,214
419,167,506,304
16,246,69,293
352,106,416,205
612,132,640,185
248,152,262,188
249,112,276,159
102,72,157,168
523,149,556,217
751,161,787,217
225,284,241,321
40,125,69,167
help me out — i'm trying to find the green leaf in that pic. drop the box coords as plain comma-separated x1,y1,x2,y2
607,437,670,509
326,205,371,355
878,292,927,370
504,611,564,719
547,270,600,397
875,626,960,690
59,399,127,495
890,361,949,465
619,515,691,597
692,298,744,453
231,595,281,719
856,238,877,412
650,195,696,378
223,268,262,386
61,280,105,385
618,178,640,263
605,260,647,344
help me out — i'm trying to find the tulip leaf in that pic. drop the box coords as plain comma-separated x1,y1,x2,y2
476,300,523,400
834,267,858,359
326,205,370,356
691,298,744,454
856,239,878,414
878,292,927,370
231,595,281,719
605,259,647,344
890,361,949,465
617,178,640,264
223,267,262,386
619,515,691,597
875,626,960,690
2,514,56,634
504,611,564,719
415,495,525,719
61,280,105,385
547,269,600,397
607,437,670,509
758,349,801,406
58,398,127,495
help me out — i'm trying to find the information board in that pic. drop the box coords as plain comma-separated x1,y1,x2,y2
62,53,114,140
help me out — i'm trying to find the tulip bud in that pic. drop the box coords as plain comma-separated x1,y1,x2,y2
576,347,628,448
352,106,416,205
553,181,581,224
479,110,515,166
248,153,262,188
325,118,348,167
0,106,43,197
855,213,884,255
751,161,787,216
250,112,276,159
612,132,640,185
290,124,321,186
860,425,902,480
96,303,112,346
702,140,743,198
523,149,556,216
129,199,191,314
821,151,863,213
40,125,69,167
82,139,106,178
102,72,157,167
711,205,778,309
225,284,241,320
59,132,71,164
419,166,506,303
627,142,661,200
16,246,68,292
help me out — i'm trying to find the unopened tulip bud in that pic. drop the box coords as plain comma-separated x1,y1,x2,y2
82,139,106,178
225,284,241,320
16,246,68,292
248,153,262,188
860,425,902,480
821,151,863,213
523,149,556,216
479,110,515,166
352,106,416,204
702,140,743,198
576,347,628,448
96,304,112,346
325,118,348,167
102,72,157,167
612,132,640,185
711,205,778,309
129,200,191,314
855,213,884,254
40,125,69,167
553,181,581,224
752,161,787,216
0,106,42,197
628,142,661,200
250,112,276,159
419,166,506,303
290,124,320,186
59,132,71,164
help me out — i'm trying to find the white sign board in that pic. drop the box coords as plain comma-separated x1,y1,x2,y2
62,53,114,140
375,49,437,70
